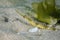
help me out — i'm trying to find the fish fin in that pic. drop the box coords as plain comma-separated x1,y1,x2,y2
32,3,39,12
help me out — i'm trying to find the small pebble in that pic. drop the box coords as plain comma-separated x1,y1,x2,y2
4,17,8,22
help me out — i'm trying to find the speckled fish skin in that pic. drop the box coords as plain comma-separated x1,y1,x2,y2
32,0,57,25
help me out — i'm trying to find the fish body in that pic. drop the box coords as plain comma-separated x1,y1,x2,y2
16,0,60,30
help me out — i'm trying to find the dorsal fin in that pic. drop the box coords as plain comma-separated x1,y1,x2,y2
31,2,39,12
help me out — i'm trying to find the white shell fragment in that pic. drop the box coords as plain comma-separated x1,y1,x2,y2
28,27,39,32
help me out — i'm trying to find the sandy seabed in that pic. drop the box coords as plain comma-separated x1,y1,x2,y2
0,0,60,40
